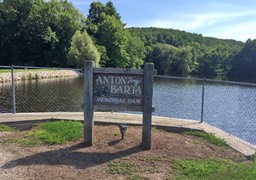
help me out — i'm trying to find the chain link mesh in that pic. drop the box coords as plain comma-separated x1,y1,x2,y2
153,76,202,120
204,80,256,146
0,67,84,113
0,66,255,147
0,81,12,113
153,76,256,147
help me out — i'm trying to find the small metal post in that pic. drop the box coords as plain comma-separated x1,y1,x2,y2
200,78,205,123
11,65,16,114
119,124,128,140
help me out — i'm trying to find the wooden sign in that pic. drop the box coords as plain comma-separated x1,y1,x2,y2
84,61,154,149
93,68,144,111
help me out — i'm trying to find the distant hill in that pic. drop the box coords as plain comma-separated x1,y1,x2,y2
127,27,244,48
127,27,244,79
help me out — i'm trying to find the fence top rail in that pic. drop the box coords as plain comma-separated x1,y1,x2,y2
154,75,203,81
154,75,256,87
0,66,11,68
205,78,256,87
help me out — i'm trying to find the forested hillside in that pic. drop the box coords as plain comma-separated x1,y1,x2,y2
1,0,256,82
128,27,244,78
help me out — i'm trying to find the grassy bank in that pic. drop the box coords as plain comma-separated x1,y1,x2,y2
0,69,54,73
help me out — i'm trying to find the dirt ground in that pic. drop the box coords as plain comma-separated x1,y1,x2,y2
0,125,248,180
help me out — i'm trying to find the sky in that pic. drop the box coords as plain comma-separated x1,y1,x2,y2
69,0,256,42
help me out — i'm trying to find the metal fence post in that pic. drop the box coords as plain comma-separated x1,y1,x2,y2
11,65,16,114
200,78,205,123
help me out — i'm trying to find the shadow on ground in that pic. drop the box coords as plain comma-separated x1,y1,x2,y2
1,141,143,170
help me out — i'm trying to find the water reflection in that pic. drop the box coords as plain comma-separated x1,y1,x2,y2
153,77,202,120
0,77,84,113
0,82,13,113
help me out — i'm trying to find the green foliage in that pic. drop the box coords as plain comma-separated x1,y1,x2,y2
249,153,256,161
128,27,243,79
228,39,256,82
27,72,40,80
0,69,11,73
28,73,33,80
129,174,149,180
67,30,100,68
108,160,134,174
0,0,86,66
183,130,228,146
148,43,192,76
86,1,145,68
97,15,129,67
0,124,18,132
86,1,121,38
2,0,253,82
125,34,146,68
23,120,83,145
151,126,164,132
172,159,256,179
140,156,163,163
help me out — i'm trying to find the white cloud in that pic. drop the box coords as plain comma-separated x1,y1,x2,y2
129,10,256,41
205,22,256,42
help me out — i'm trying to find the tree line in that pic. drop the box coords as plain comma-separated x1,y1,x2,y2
1,0,256,82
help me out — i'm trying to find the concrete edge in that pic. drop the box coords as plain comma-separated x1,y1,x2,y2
0,112,255,156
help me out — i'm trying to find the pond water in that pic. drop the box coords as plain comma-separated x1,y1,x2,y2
0,76,255,145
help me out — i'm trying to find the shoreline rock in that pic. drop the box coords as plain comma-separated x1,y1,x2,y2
0,70,82,83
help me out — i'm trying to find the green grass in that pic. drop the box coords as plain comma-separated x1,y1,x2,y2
27,73,40,80
108,159,134,175
0,69,12,73
20,120,83,146
183,130,228,146
139,156,163,163
138,156,163,174
172,158,256,180
151,126,164,132
0,124,18,132
0,68,57,73
129,174,149,180
249,153,256,161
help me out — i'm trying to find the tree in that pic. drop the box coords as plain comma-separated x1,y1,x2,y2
86,1,145,68
97,15,128,67
227,39,256,82
195,52,219,78
67,30,100,68
0,0,86,66
149,44,192,76
127,27,243,78
0,0,34,65
86,1,121,39
86,1,105,37
27,0,86,66
125,34,146,68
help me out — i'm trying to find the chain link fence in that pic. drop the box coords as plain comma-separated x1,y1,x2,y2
1,65,256,147
0,65,84,113
154,75,256,148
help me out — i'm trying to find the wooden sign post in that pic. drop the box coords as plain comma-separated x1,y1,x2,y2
84,61,154,149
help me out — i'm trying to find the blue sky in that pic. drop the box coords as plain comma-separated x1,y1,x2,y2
69,0,256,42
